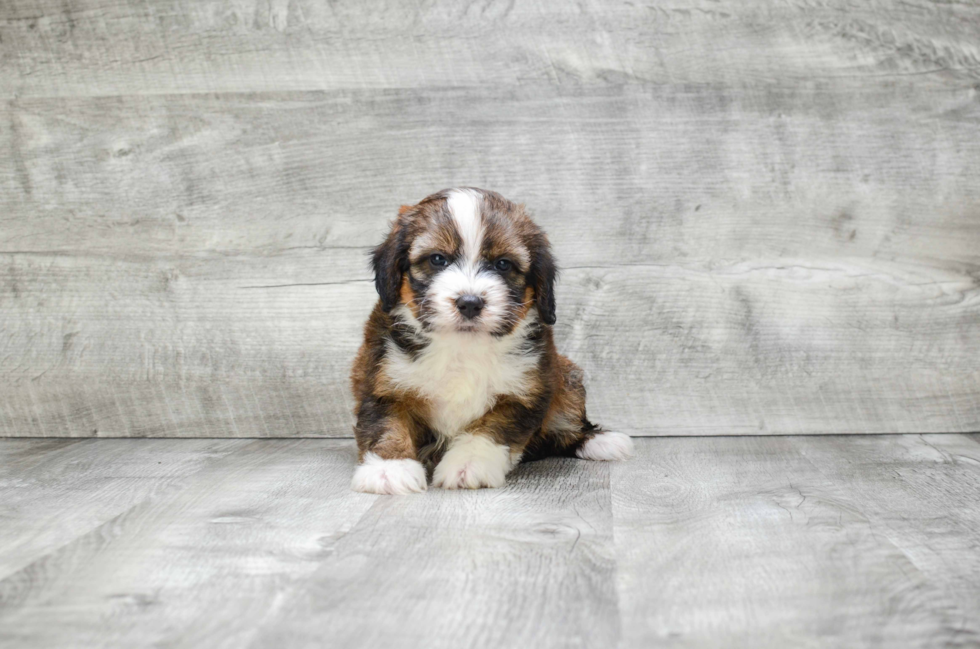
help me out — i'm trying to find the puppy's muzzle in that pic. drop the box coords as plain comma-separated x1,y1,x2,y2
455,294,484,320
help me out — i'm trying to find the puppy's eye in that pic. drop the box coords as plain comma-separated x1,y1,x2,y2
494,258,513,272
429,253,449,268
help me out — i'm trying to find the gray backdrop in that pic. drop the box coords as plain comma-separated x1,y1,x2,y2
2,0,979,437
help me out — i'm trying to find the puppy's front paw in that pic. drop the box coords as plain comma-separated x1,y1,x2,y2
432,434,511,490
351,452,427,495
576,432,634,461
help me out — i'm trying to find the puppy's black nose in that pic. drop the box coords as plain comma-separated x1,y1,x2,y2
455,294,485,320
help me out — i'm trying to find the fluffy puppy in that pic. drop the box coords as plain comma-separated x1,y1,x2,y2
350,188,632,494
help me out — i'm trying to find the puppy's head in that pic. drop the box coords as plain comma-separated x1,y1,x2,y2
372,188,557,335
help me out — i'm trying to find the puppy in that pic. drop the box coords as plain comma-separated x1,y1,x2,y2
350,188,633,494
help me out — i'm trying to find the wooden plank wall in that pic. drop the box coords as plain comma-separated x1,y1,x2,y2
1,0,979,437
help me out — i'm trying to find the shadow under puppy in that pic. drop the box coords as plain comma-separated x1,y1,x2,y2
350,188,633,494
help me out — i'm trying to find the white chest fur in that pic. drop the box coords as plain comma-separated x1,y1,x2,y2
383,319,539,438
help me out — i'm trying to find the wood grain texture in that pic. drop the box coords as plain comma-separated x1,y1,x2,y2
251,457,618,649
2,1,980,437
2,436,979,648
3,83,979,436
797,433,980,636
612,435,980,648
0,438,247,579
0,439,377,648
2,0,979,98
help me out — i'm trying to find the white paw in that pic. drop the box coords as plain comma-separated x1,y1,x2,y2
351,452,427,495
576,432,634,461
432,434,512,490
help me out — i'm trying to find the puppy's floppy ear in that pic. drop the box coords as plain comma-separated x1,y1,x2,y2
528,231,558,325
372,210,411,312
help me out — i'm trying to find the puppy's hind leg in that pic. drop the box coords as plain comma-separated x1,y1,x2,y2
535,356,633,462
573,424,635,462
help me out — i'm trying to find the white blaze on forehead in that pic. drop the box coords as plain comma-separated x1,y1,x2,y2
424,188,514,334
446,189,483,265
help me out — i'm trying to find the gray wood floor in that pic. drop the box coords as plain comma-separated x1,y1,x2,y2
1,435,979,648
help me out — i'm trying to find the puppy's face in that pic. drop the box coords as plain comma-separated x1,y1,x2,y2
372,188,557,336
